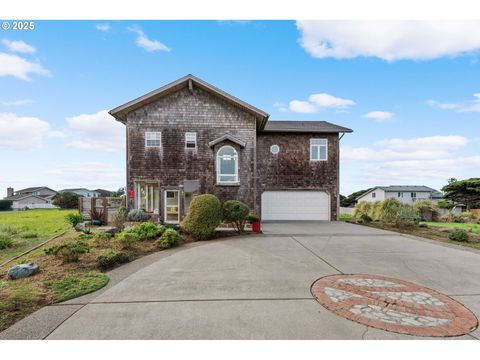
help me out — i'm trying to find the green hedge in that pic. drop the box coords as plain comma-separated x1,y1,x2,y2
181,194,221,240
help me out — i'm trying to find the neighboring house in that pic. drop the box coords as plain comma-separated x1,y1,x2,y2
59,188,101,198
109,74,353,223
356,186,443,205
3,186,58,209
94,189,113,197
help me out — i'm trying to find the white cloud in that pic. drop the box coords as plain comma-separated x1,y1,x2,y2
67,109,125,152
364,111,394,122
47,130,67,138
0,113,50,150
273,101,289,112
287,92,355,113
127,25,171,52
427,93,480,112
341,135,476,190
96,23,111,32
44,162,124,190
0,52,50,80
1,39,36,53
1,99,35,106
297,21,480,61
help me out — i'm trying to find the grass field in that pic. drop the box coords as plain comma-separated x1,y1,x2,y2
424,221,480,234
0,209,75,264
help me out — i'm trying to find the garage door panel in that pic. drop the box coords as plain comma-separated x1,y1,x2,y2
261,191,330,221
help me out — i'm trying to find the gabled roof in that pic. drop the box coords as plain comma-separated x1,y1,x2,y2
208,134,246,148
60,188,100,193
109,74,270,129
16,186,57,194
261,121,353,133
3,193,48,202
357,185,442,200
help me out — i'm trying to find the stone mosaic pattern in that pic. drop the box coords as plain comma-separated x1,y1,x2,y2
371,291,445,306
311,274,478,337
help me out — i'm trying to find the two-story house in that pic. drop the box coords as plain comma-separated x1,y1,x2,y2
355,185,443,205
109,75,352,223
59,188,101,198
3,186,58,209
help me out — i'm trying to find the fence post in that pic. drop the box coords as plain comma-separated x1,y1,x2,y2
103,198,108,224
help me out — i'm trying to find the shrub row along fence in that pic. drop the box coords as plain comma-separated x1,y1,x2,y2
79,197,125,225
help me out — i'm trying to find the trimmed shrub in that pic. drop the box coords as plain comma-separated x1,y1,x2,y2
414,200,439,222
222,200,250,233
181,194,221,240
115,232,139,249
126,209,151,222
65,213,84,227
0,234,13,249
0,200,13,211
119,222,164,242
448,228,469,242
44,241,90,262
97,251,130,270
156,228,182,248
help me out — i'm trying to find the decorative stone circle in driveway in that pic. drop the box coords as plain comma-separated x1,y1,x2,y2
311,274,478,337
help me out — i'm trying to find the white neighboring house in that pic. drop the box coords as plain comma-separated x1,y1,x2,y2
3,186,59,209
356,186,443,205
59,188,101,198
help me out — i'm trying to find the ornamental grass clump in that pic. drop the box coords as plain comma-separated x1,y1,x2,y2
181,194,221,240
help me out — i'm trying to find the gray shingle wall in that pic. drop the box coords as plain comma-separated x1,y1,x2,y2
256,132,340,220
126,86,256,214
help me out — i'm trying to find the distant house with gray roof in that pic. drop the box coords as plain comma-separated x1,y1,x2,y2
356,186,443,205
3,186,58,209
59,188,101,198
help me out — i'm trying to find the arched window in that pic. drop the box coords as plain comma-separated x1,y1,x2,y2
217,145,238,183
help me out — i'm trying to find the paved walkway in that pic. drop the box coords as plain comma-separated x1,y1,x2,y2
1,222,479,339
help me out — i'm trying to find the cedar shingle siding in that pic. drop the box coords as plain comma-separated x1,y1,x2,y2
112,75,351,221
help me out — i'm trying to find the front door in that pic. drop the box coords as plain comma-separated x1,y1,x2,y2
164,190,180,224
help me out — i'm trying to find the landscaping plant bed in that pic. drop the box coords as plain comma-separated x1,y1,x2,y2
353,220,480,249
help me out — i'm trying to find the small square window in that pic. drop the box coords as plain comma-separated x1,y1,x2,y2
310,138,328,161
145,132,161,147
185,132,197,149
372,192,376,198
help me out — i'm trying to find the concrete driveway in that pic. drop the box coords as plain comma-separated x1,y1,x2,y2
2,221,480,340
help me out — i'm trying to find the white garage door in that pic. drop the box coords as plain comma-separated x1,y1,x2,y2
261,191,330,221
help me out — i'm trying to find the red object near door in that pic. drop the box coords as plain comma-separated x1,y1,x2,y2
251,221,261,233
128,189,134,199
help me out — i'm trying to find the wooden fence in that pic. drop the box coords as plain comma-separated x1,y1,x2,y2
79,197,125,225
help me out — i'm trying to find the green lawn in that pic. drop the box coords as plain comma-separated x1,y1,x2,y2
423,221,480,234
0,209,75,264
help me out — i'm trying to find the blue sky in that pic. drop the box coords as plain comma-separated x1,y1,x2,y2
1,20,479,196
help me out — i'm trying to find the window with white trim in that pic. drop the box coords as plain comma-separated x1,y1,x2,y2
372,192,376,198
145,132,161,147
310,138,328,161
217,146,238,183
185,132,197,149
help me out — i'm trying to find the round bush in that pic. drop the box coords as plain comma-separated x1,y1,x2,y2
222,200,250,232
156,228,181,248
181,194,221,240
448,228,469,242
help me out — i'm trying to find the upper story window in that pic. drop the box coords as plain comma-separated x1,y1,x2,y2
398,192,403,198
185,132,197,149
217,145,238,183
310,138,328,161
145,132,161,147
372,192,376,198
411,192,417,198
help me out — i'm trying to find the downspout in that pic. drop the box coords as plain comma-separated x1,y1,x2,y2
336,132,346,220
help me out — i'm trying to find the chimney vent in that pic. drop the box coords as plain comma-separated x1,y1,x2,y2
7,187,14,197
